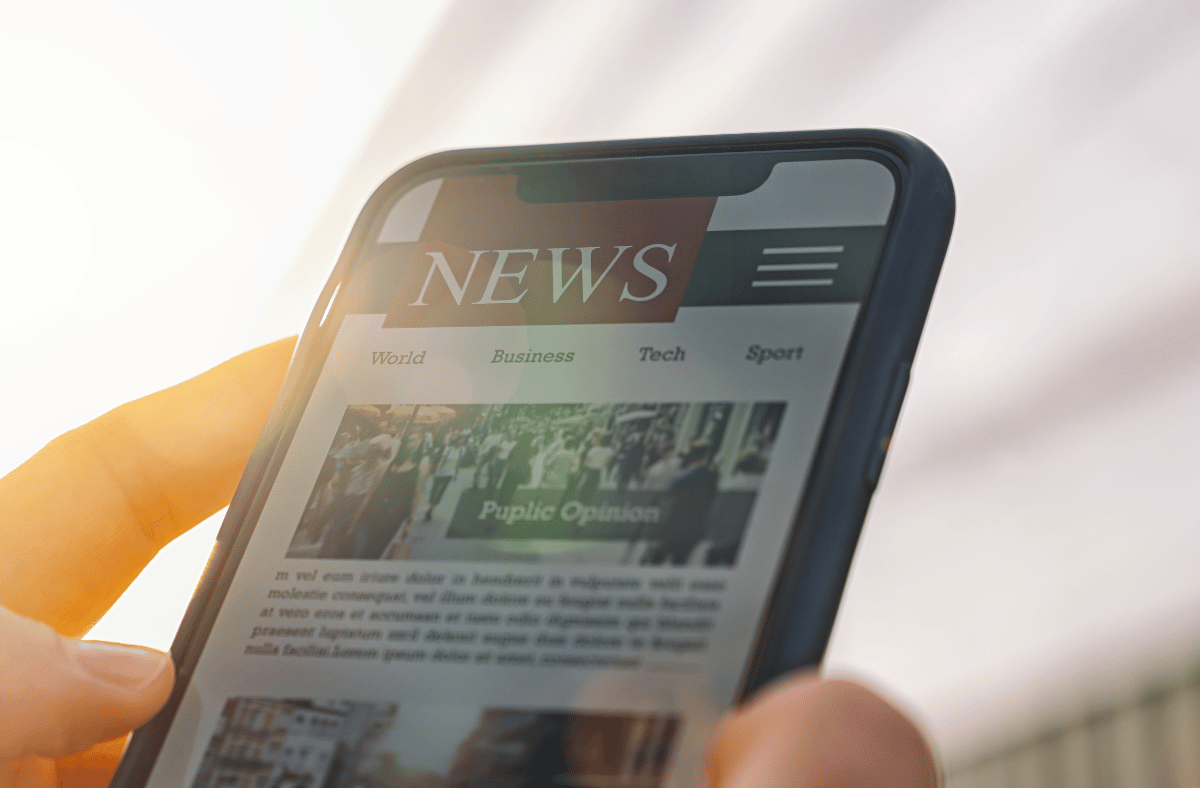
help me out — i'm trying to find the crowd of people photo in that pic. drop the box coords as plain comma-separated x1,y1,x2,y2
286,400,786,567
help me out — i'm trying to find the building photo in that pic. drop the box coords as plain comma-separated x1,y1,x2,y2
191,698,678,788
190,698,397,788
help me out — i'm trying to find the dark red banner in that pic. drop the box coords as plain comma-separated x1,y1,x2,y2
383,176,716,327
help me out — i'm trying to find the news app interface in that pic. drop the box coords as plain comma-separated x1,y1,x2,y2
150,154,897,788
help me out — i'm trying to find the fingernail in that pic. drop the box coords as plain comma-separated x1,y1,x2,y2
66,640,171,690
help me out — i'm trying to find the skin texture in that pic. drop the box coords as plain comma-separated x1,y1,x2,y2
0,337,938,787
708,674,939,788
0,338,295,787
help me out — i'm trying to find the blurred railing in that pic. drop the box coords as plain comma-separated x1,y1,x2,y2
948,670,1200,787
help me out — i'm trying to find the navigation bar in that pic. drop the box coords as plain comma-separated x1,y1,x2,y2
681,225,886,307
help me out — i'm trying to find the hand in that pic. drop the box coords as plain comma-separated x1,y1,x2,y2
0,338,937,788
0,338,296,787
708,673,939,787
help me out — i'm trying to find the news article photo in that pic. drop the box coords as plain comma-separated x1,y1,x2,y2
190,696,679,788
286,400,786,567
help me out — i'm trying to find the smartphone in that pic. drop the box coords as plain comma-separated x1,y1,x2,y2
112,130,953,788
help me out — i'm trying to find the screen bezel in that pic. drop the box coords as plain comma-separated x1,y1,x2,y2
111,129,954,787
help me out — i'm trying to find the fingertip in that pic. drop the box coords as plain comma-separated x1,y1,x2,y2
50,640,175,759
64,639,174,696
0,608,175,761
708,674,939,788
815,677,940,783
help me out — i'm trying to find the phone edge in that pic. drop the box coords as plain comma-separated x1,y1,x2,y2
109,128,954,786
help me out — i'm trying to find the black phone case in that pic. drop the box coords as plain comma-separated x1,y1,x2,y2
110,129,953,787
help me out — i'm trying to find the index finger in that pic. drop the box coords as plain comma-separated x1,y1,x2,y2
0,338,295,636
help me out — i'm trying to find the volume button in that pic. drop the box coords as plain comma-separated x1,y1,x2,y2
865,361,911,489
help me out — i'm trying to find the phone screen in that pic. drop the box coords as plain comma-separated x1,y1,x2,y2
146,151,897,788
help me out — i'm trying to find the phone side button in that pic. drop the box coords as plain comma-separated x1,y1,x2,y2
864,361,911,489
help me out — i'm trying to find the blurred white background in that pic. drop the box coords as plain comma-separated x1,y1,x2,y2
4,0,1200,766
0,0,448,675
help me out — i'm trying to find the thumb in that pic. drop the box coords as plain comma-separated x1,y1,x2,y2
708,675,938,788
0,606,173,762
